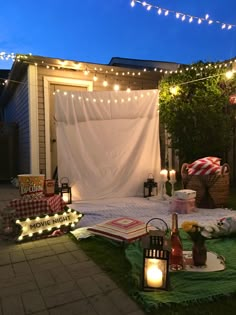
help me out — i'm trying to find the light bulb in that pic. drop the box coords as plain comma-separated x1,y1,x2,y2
225,71,234,79
170,86,179,95
103,80,108,87
113,84,120,91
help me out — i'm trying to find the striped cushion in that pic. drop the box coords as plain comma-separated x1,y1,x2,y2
87,217,148,242
188,165,221,175
188,156,221,169
188,157,221,175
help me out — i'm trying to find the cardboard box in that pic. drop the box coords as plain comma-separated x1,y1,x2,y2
170,198,196,214
174,189,196,200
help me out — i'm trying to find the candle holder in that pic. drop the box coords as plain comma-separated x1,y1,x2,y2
169,179,177,197
159,181,166,200
148,181,170,201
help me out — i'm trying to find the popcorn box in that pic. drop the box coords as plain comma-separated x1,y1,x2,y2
174,189,196,200
18,174,45,199
170,198,196,214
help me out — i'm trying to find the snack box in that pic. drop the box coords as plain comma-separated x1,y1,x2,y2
174,189,196,200
170,198,196,214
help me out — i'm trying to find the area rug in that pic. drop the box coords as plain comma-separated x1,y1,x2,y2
71,197,234,229
125,232,236,312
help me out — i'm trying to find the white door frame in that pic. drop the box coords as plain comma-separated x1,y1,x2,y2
44,76,93,178
28,65,39,174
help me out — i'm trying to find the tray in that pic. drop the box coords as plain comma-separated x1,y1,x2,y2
182,250,225,272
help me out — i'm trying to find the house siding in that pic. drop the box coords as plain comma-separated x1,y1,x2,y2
4,74,30,174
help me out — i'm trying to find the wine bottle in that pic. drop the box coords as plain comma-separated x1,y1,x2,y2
170,212,184,271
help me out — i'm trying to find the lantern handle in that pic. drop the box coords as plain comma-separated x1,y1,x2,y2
146,217,169,234
60,177,70,185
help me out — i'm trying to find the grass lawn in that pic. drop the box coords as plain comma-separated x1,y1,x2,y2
74,185,236,315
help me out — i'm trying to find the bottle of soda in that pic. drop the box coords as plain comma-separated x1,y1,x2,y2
170,212,184,271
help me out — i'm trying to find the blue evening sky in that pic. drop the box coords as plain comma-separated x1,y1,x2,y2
0,0,236,69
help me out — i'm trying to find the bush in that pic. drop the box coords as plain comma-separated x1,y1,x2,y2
159,61,236,164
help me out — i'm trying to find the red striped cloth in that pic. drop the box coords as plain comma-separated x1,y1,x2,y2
188,156,221,175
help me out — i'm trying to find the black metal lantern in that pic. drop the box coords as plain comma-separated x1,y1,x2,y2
143,173,157,198
60,177,72,204
141,218,170,291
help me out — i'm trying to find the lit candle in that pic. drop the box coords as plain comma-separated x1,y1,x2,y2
169,170,176,181
160,169,168,182
62,194,69,203
146,263,163,288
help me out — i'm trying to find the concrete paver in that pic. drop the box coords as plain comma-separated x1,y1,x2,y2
0,184,146,315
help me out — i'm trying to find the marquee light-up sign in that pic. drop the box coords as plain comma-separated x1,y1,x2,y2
16,208,83,241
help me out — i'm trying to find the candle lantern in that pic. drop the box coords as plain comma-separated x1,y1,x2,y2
143,173,157,198
59,177,72,204
141,218,170,291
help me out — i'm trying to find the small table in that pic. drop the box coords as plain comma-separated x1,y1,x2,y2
8,194,66,219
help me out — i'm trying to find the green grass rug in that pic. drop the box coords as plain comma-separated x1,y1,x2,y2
125,234,236,312
75,233,236,315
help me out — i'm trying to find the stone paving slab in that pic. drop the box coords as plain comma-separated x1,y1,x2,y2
48,299,98,315
1,295,25,315
21,290,47,314
0,184,146,315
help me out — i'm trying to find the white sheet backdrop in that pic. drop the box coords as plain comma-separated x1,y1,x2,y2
55,89,160,200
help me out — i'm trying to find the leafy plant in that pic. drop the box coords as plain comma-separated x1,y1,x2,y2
159,61,236,164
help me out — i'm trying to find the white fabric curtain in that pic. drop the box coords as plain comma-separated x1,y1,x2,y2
55,89,160,200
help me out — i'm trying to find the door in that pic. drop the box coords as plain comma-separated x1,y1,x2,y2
50,84,89,178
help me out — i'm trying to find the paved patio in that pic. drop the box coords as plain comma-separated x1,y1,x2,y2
0,184,145,315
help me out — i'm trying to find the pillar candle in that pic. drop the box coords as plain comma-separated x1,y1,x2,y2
160,169,168,182
169,170,176,181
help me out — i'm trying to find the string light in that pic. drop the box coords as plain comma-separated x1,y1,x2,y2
103,77,108,87
93,73,98,81
1,52,236,83
169,70,235,93
0,52,16,60
113,83,120,91
131,0,235,30
225,70,234,79
169,86,180,95
55,89,157,103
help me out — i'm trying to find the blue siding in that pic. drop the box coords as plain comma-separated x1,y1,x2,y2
4,75,30,173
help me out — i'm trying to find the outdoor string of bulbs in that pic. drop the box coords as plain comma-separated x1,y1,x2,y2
131,0,236,30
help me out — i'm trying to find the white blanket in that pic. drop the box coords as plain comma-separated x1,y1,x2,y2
71,197,233,229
